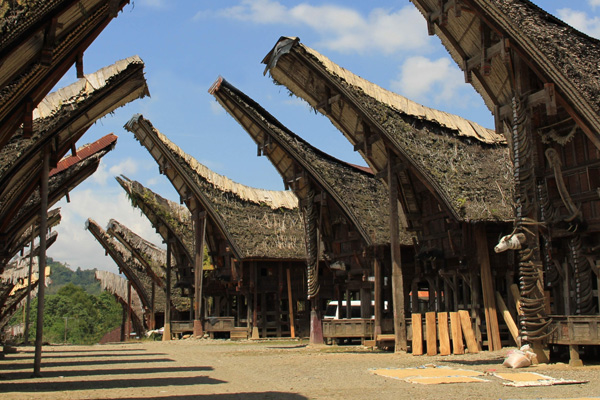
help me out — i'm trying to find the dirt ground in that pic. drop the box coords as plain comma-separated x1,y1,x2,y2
0,339,598,400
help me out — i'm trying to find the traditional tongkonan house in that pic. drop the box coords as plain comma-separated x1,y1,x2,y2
116,176,195,339
0,0,135,148
407,0,600,363
0,232,56,332
0,56,148,272
262,37,514,354
107,218,190,331
86,218,167,338
94,270,144,341
210,77,415,346
125,115,311,339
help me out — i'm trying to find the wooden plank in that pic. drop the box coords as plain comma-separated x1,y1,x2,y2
458,310,478,354
496,291,519,345
475,225,501,351
411,313,423,355
438,312,451,356
450,312,464,355
426,312,437,356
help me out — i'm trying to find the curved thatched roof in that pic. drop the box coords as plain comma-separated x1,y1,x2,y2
0,56,147,238
0,0,135,148
107,219,189,312
210,77,412,247
116,175,194,266
125,115,306,261
2,207,60,273
1,135,115,269
262,37,514,223
409,0,600,148
86,218,166,321
0,231,56,329
94,269,144,335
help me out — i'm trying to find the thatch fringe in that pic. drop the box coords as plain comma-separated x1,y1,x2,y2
127,115,298,210
95,269,144,322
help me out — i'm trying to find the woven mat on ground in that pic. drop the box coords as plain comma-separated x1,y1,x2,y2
371,365,489,385
493,371,588,387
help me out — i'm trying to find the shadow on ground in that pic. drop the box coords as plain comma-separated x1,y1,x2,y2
101,393,307,400
0,365,213,379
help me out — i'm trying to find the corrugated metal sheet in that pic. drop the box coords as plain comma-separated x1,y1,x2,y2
49,133,117,177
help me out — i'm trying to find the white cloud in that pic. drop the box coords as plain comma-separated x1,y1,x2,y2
108,158,140,177
201,1,430,55
557,8,600,38
590,0,600,9
47,188,165,274
139,0,167,9
210,100,225,115
391,56,464,105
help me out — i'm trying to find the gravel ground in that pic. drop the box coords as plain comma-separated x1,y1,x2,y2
0,339,598,400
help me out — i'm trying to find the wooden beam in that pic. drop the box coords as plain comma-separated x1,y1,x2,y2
496,291,519,345
438,312,451,356
287,267,295,338
388,153,407,352
163,238,172,341
412,313,423,355
426,311,437,356
449,311,464,354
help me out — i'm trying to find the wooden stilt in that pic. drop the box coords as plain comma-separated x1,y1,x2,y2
193,209,206,338
150,281,156,330
287,267,295,338
388,155,407,352
24,225,35,345
126,281,132,341
163,238,172,341
374,256,382,337
33,149,49,377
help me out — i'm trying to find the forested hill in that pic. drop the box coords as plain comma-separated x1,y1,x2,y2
47,258,101,296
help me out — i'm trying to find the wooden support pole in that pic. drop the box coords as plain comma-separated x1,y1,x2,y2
286,267,296,338
388,155,407,352
163,238,172,341
126,281,132,341
374,256,382,337
475,225,501,351
33,149,49,377
458,310,478,354
252,262,259,339
150,281,156,331
24,225,35,345
193,209,206,338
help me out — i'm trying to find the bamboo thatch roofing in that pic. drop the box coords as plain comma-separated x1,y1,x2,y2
408,0,600,148
107,219,189,312
2,207,61,273
210,77,413,247
0,233,55,330
86,218,168,317
0,0,134,148
263,37,514,223
0,56,147,244
0,134,116,268
125,115,306,261
94,269,144,335
116,175,194,269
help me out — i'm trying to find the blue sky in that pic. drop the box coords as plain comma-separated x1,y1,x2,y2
45,0,600,273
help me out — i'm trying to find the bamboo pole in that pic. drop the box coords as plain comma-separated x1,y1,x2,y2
33,149,49,377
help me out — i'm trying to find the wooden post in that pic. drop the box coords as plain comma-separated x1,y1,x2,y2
163,238,172,341
24,225,35,345
33,148,49,377
286,267,295,338
126,281,132,341
252,262,259,339
388,155,407,351
193,209,206,338
475,224,501,351
150,281,156,330
374,256,382,337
